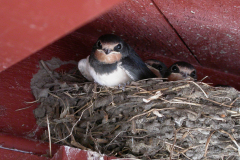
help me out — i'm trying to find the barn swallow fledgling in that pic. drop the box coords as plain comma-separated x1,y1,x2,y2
78,34,156,87
164,61,197,81
145,59,167,78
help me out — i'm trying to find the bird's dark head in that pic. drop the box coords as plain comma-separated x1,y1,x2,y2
92,34,129,64
165,61,197,81
145,59,167,77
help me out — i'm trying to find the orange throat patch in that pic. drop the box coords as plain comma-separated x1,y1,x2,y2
94,50,122,64
168,73,194,81
167,73,184,81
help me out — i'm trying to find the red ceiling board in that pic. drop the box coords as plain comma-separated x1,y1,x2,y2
0,133,59,157
0,0,123,72
153,0,240,75
0,148,48,160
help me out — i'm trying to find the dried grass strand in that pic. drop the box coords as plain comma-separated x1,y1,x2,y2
15,105,33,111
219,130,240,155
128,107,177,121
204,130,217,157
230,97,240,106
105,131,126,149
190,81,208,98
203,98,233,108
24,99,40,104
46,115,52,157
55,102,93,143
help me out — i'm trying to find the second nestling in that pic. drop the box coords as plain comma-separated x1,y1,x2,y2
164,62,197,81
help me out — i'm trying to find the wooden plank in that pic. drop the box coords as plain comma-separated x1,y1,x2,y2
0,0,123,72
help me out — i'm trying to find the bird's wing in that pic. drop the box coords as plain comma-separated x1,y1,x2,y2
119,49,156,81
145,64,162,78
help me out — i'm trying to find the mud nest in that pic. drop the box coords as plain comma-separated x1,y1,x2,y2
31,58,240,159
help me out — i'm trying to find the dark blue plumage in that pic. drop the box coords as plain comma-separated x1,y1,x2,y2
145,59,167,78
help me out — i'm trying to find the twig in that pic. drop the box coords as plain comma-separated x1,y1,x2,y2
15,105,33,111
210,95,232,102
190,81,208,98
133,86,154,95
105,131,126,148
164,142,185,150
171,84,190,91
55,102,93,143
46,115,52,157
181,153,192,160
204,130,217,157
74,102,90,115
163,99,202,107
89,131,101,153
203,98,233,108
205,129,240,157
203,114,226,122
92,85,102,94
170,128,182,160
226,110,238,114
48,92,69,118
63,123,87,150
128,107,176,121
230,97,240,106
219,130,240,155
49,92,66,109
24,99,40,104
133,87,168,95
64,92,75,98
183,109,198,117
143,91,162,103
230,114,240,117
200,76,208,82
225,145,238,152
180,144,205,154
110,125,120,134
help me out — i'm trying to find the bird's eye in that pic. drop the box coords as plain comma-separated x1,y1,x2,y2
190,70,196,78
158,66,162,71
116,44,122,50
171,65,179,73
97,40,102,48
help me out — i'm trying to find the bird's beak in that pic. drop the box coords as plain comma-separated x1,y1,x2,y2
103,48,112,55
181,73,194,81
182,73,188,78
